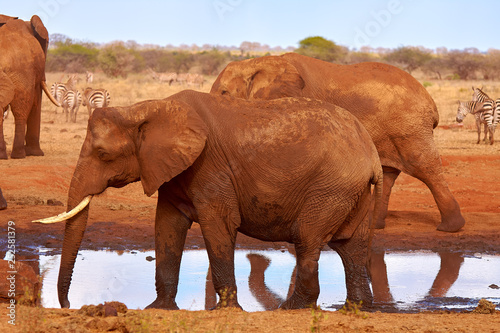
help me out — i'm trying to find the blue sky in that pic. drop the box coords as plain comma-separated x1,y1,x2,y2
2,0,499,51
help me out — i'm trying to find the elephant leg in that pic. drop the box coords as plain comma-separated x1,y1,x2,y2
11,117,27,159
0,188,7,210
203,228,240,309
374,167,400,229
369,250,394,306
198,203,241,309
205,265,217,310
25,94,44,156
427,251,464,298
409,147,464,232
146,188,192,310
0,117,7,159
280,245,321,309
247,253,283,310
328,188,373,309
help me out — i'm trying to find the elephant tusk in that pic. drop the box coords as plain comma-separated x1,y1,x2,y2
42,81,61,107
32,195,92,224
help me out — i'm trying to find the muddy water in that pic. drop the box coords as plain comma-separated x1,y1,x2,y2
38,249,500,312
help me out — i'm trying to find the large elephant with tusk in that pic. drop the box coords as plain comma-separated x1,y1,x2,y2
0,14,60,159
35,90,383,310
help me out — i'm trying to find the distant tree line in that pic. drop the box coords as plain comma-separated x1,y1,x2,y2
46,34,500,80
295,37,500,80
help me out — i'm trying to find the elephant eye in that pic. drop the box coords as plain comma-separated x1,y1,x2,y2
221,90,228,95
97,148,111,161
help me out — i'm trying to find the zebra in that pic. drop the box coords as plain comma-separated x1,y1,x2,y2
50,82,67,113
50,75,77,113
62,89,82,123
175,73,189,85
186,73,204,88
82,87,111,116
148,68,177,85
470,87,499,144
456,99,497,144
86,71,94,84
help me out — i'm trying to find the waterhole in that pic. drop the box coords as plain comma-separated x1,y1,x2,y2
37,249,500,312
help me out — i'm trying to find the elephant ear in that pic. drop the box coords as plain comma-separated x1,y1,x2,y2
137,99,209,196
30,15,49,56
249,57,305,100
0,72,15,110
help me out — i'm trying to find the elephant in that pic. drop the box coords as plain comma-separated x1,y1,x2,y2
35,90,383,310
0,187,6,210
0,14,60,159
210,52,465,233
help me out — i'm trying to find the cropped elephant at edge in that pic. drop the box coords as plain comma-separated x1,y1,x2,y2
0,187,6,210
0,14,60,159
210,52,465,233
36,90,383,310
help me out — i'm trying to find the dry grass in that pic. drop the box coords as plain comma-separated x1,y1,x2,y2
43,72,500,128
423,79,500,126
45,72,215,109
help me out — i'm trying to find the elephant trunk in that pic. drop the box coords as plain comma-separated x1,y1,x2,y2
57,179,92,308
42,81,60,107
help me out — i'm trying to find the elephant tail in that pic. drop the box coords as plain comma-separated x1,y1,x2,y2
371,167,384,230
42,81,61,107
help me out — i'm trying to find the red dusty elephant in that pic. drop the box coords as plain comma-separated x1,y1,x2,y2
35,91,382,310
210,53,465,233
0,14,59,159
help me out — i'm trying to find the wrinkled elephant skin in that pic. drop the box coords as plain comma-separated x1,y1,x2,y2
0,14,59,159
49,91,383,310
210,53,465,233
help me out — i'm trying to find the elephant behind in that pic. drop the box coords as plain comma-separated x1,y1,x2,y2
210,52,465,233
0,14,59,159
36,90,382,310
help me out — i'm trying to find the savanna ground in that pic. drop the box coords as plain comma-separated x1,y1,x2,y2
0,73,499,332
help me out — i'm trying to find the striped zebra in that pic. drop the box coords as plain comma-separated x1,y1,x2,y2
148,68,177,85
456,99,497,144
50,82,67,113
186,73,204,88
50,75,77,113
62,89,82,123
82,87,111,116
470,87,499,144
86,71,94,84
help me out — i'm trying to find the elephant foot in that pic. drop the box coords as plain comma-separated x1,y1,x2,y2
10,149,26,159
341,299,374,313
145,298,179,310
0,196,7,210
59,298,70,309
373,218,386,229
279,295,316,310
437,215,465,233
25,146,44,157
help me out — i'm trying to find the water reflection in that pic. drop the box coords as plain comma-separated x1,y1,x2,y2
38,249,500,312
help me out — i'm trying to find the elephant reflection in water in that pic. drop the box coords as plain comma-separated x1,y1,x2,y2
205,254,296,310
205,251,464,310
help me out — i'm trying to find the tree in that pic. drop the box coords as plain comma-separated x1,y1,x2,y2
444,50,482,80
422,56,448,80
98,42,135,78
295,36,347,62
384,46,432,74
